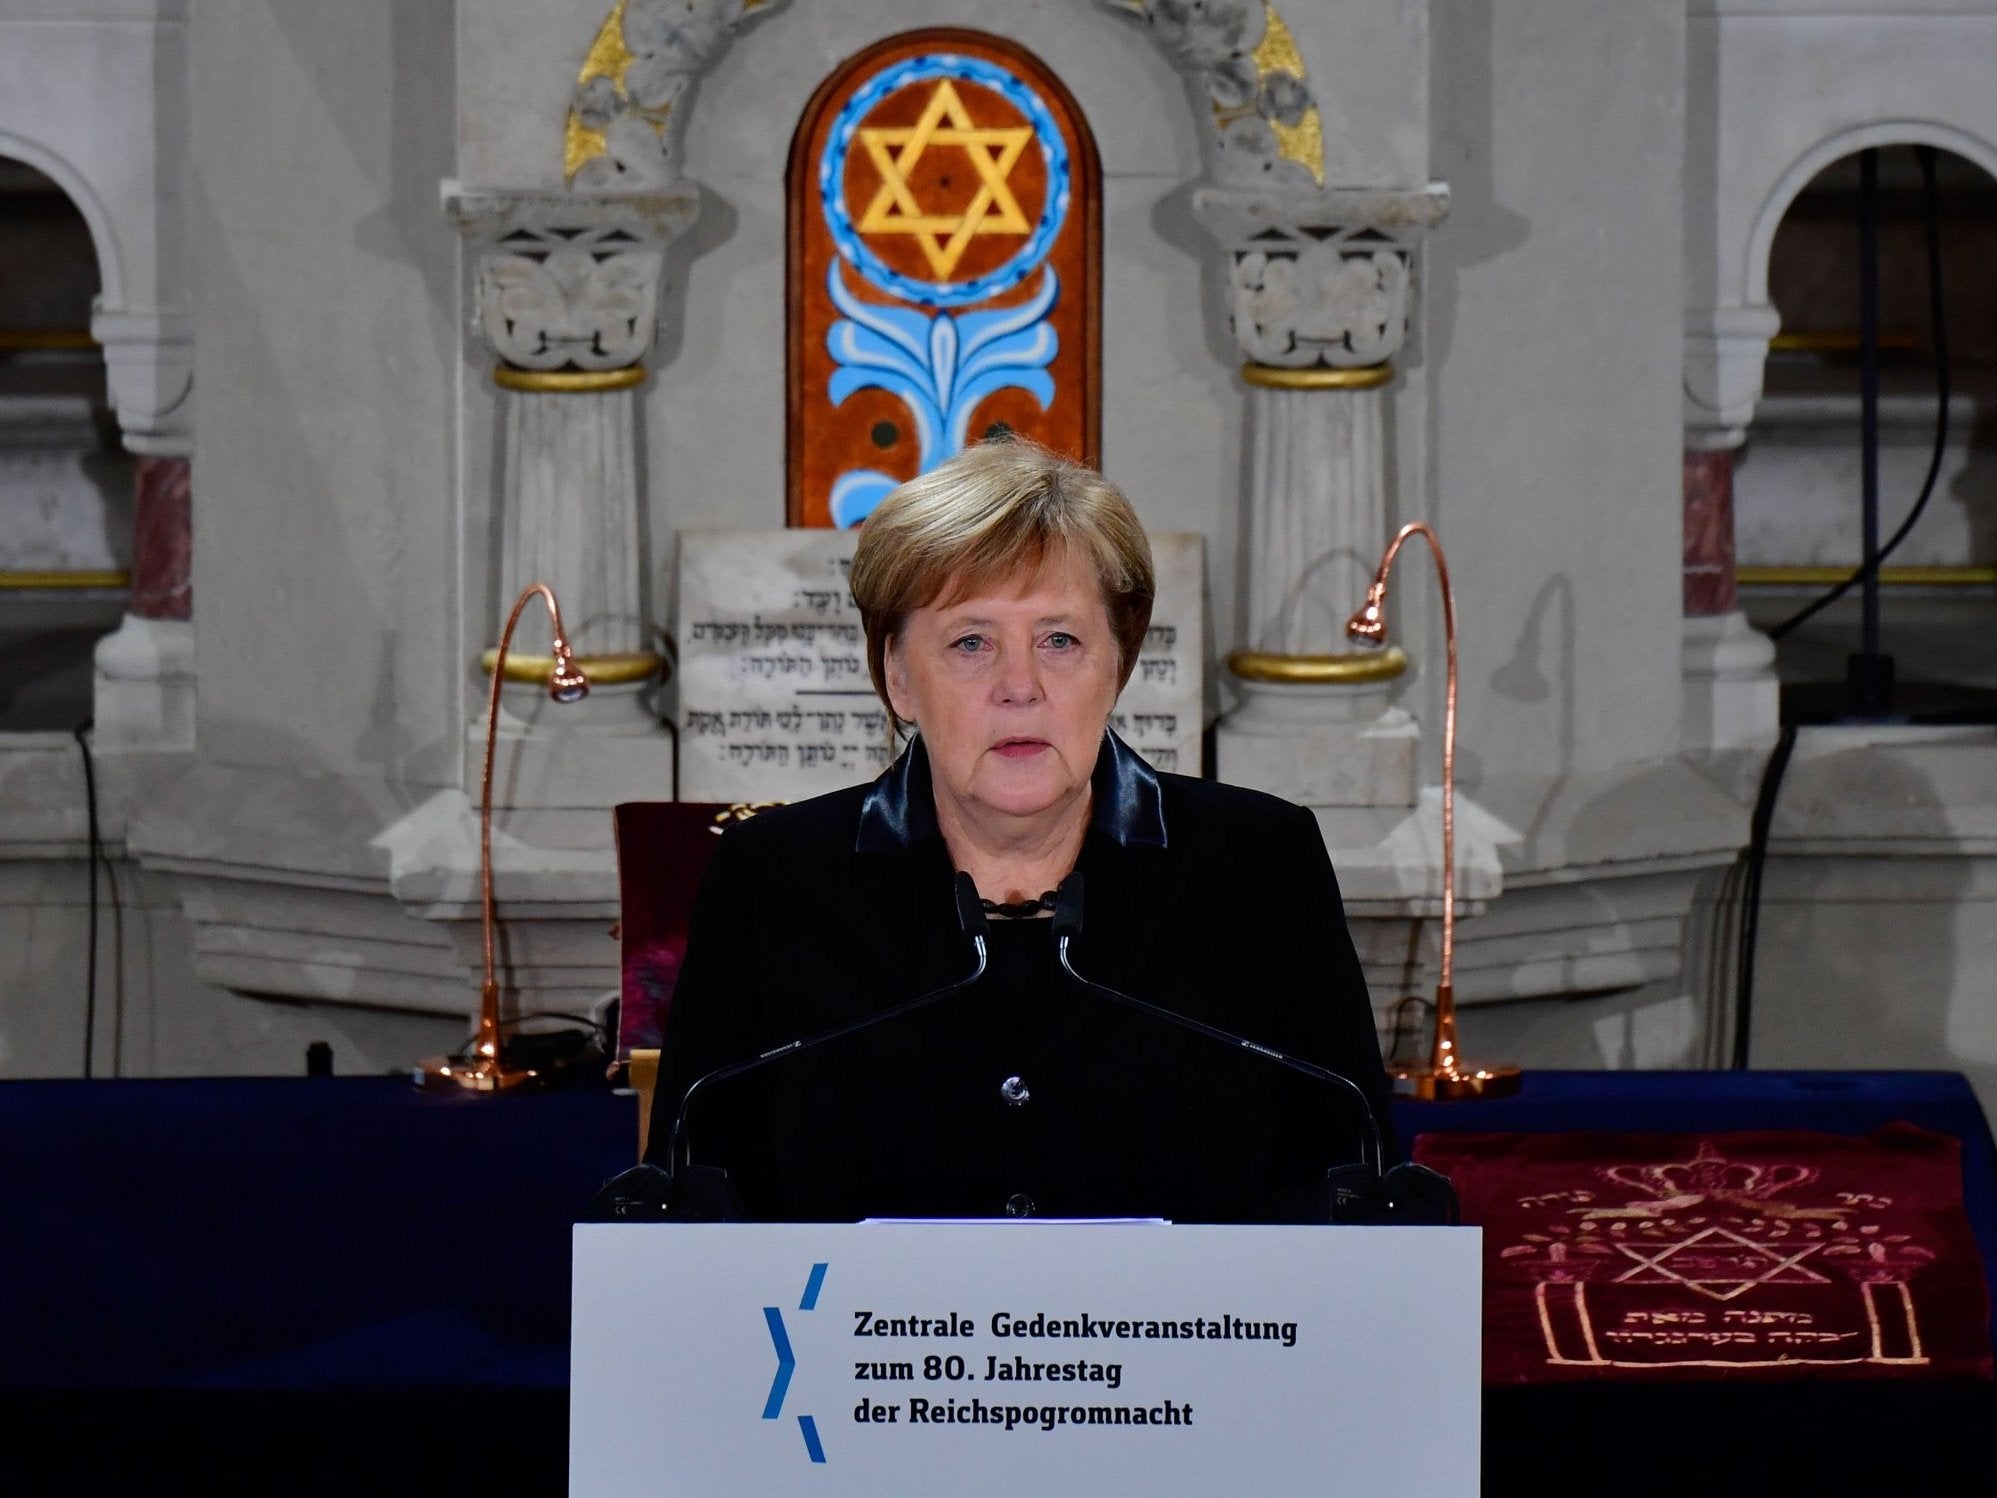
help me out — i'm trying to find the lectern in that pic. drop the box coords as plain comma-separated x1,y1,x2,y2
570,1220,1480,1496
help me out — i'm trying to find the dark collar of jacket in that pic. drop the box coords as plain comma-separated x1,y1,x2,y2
856,730,1168,854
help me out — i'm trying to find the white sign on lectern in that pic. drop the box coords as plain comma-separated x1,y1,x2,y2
571,1222,1480,1497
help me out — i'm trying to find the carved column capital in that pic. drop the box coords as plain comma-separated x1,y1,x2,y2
1683,303,1783,450
1192,185,1448,371
444,187,698,380
89,309,193,457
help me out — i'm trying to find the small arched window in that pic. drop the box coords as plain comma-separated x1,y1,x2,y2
0,155,133,732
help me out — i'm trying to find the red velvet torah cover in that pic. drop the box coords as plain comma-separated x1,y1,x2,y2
1414,1125,1992,1382
613,801,737,1059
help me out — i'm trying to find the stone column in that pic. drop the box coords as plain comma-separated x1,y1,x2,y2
1194,186,1447,807
91,312,196,753
446,189,695,805
1682,306,1780,753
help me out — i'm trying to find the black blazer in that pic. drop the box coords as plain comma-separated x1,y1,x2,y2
644,733,1396,1223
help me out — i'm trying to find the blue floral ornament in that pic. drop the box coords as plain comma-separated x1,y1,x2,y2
824,261,1060,528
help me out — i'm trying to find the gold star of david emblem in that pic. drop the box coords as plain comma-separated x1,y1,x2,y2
855,78,1035,280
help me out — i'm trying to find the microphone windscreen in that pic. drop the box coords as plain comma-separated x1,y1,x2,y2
1382,1162,1460,1226
1052,872,1085,940
952,871,989,937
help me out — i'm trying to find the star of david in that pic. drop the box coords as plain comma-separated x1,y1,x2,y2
855,78,1036,281
1612,1226,1830,1302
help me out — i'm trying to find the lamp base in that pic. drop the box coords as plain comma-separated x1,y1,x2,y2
414,1054,540,1093
1390,1060,1522,1101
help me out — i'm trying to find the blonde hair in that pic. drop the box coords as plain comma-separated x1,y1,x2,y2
850,438,1155,728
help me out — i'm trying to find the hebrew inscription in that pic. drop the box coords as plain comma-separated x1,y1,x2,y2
677,529,1205,802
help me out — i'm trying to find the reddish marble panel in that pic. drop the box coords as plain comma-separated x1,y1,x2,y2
130,454,191,621
1683,447,1737,617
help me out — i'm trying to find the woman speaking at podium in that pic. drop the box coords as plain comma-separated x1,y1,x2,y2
647,438,1394,1223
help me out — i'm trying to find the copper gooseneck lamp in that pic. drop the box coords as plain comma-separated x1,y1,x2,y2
419,583,590,1093
1347,523,1520,1101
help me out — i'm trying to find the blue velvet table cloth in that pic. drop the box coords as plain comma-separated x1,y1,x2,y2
2,1070,1991,1392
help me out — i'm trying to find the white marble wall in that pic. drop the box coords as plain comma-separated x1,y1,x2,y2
35,0,1997,1093
1735,394,1995,568
1748,727,1997,1113
1428,0,1688,788
103,2,474,1039
0,398,133,571
184,1,460,788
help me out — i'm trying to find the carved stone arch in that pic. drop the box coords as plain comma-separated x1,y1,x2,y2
1092,0,1326,188
0,127,125,307
1687,118,1997,446
1744,118,1997,309
562,0,1324,192
563,0,795,189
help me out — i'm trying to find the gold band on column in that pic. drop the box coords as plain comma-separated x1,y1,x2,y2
492,364,647,393
1240,362,1394,391
480,648,663,685
1736,565,1997,587
1227,646,1408,684
0,570,131,589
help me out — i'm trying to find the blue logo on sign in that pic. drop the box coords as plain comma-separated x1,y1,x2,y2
763,1262,830,1463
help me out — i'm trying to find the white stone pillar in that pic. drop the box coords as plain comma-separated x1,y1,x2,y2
447,189,695,804
90,311,196,754
500,376,645,662
1194,187,1447,808
1682,305,1782,754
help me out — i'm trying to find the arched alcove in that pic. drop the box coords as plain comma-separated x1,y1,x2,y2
1734,138,1997,721
0,155,134,732
1745,122,1997,309
0,128,125,311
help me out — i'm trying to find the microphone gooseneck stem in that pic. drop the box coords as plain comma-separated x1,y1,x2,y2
671,882,989,1175
1055,935,1383,1178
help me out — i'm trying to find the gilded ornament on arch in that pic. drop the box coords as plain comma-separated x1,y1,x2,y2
1103,0,1325,186
565,0,636,183
565,0,791,188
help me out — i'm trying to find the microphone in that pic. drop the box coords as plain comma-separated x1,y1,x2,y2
599,872,991,1219
1051,871,1386,1180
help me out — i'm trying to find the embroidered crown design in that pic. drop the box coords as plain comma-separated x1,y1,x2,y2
1603,1142,1815,1202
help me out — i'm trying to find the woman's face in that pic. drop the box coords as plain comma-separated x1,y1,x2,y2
884,545,1122,826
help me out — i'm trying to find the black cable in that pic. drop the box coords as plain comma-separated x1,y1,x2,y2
1770,145,1949,641
72,722,101,1080
447,1010,610,1062
1385,994,1431,1067
1732,725,1799,1070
